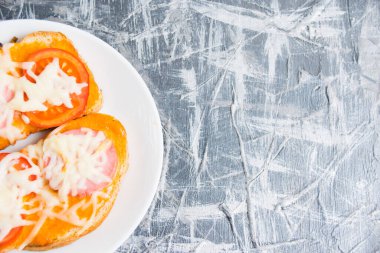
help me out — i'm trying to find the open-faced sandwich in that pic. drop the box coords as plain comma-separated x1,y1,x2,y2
0,32,102,149
0,113,128,252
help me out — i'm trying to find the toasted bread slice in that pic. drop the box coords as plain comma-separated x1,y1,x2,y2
21,113,128,250
0,32,103,149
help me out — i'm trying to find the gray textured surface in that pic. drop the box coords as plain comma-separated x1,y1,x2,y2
1,0,380,252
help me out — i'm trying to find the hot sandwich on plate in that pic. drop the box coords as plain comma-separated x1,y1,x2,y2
0,32,128,252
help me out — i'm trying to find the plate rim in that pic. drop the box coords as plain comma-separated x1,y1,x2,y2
0,19,164,252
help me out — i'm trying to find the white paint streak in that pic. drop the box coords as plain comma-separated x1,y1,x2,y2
80,0,96,26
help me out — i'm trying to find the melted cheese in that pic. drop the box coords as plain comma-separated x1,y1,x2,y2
0,49,25,142
0,44,19,77
0,153,42,241
0,105,25,143
0,131,114,249
9,58,87,112
21,114,30,124
43,128,112,201
0,44,88,143
23,140,44,167
16,139,112,249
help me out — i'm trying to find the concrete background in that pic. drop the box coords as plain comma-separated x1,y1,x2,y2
1,0,380,252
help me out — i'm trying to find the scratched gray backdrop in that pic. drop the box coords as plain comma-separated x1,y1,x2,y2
1,0,380,252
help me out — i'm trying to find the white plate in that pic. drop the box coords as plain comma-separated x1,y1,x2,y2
0,19,163,253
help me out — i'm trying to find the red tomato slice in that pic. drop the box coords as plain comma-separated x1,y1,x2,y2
0,153,34,247
23,48,89,128
0,227,22,247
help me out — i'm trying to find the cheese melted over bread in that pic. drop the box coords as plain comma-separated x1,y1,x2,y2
0,113,127,252
0,153,42,241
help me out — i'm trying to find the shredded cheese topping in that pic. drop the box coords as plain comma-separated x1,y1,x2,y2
43,128,113,201
0,153,42,241
9,59,87,112
0,128,115,249
0,44,88,143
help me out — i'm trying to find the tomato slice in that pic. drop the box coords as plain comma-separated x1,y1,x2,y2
0,153,34,247
23,48,89,128
0,227,22,247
